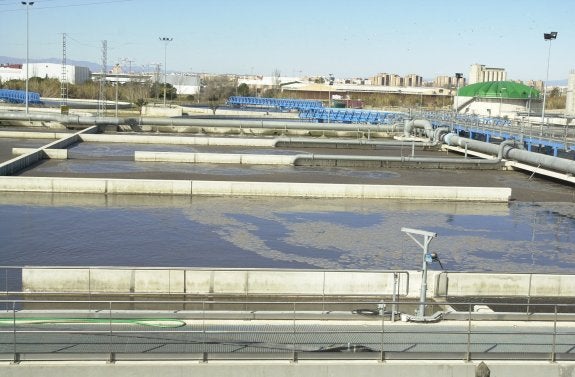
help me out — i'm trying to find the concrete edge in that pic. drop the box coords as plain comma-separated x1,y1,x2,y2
0,177,511,202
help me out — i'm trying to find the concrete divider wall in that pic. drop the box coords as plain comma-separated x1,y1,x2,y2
81,134,277,147
105,179,192,195
4,361,575,377
13,148,68,159
435,272,575,297
0,176,512,202
191,180,511,201
0,151,45,176
0,126,97,176
22,268,575,299
0,131,66,139
22,268,411,296
135,151,296,165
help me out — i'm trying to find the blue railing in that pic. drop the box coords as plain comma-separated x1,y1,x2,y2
0,89,42,104
299,108,404,125
227,96,322,111
415,110,575,156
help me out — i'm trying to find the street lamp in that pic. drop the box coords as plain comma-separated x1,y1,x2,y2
541,31,557,136
159,37,173,107
401,227,439,318
454,73,463,113
22,1,34,114
499,86,507,117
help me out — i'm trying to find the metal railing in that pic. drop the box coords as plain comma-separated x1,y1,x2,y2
0,298,574,363
413,110,575,153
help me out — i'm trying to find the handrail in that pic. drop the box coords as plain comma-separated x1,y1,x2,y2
0,298,574,363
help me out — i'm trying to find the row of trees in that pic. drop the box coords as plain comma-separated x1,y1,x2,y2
1,76,566,113
0,77,177,105
0,75,253,114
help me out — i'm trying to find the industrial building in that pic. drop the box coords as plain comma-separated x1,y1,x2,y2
433,75,465,89
455,80,542,118
165,73,200,96
0,63,91,85
371,72,423,87
468,63,507,84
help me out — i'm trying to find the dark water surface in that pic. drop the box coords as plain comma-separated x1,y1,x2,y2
1,193,573,273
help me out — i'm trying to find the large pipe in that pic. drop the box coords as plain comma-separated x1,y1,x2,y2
274,136,434,148
444,134,575,175
0,112,402,133
404,119,433,139
292,153,502,168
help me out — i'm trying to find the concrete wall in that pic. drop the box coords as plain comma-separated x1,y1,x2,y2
22,268,410,297
141,106,183,117
0,150,46,176
22,268,575,299
0,131,66,139
13,148,68,159
436,272,575,297
80,134,277,147
1,359,575,377
0,126,97,176
135,151,296,165
0,177,512,201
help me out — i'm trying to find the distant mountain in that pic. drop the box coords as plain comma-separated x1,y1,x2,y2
547,79,568,87
1,56,102,72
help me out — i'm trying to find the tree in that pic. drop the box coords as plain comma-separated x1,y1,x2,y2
134,98,148,115
150,82,177,101
237,83,250,97
201,75,236,114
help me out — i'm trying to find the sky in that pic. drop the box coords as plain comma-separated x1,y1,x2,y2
0,0,573,82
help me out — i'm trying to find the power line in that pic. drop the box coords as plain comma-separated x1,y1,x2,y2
0,0,133,13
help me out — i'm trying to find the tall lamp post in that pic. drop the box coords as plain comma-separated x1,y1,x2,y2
401,227,438,318
159,37,173,107
541,32,558,137
454,73,463,113
22,1,34,114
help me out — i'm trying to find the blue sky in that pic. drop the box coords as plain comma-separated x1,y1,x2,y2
0,0,573,81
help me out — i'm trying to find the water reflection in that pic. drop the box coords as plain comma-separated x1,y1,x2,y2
0,193,573,273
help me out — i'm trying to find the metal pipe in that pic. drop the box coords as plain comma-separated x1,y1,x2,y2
403,119,433,139
444,134,575,175
0,112,402,133
274,137,432,148
292,154,502,166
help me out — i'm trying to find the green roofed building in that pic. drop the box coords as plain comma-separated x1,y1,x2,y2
455,81,542,118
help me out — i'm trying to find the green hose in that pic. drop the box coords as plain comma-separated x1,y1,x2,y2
0,317,186,328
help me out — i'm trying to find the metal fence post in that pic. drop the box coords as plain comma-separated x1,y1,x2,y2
202,300,206,360
292,302,297,363
380,301,385,362
551,304,557,362
12,301,19,364
108,300,114,363
466,303,472,362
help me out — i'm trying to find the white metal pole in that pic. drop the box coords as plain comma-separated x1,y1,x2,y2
23,2,34,114
159,37,172,107
163,42,167,107
541,39,553,137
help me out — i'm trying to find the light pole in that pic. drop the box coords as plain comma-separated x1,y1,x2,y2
401,227,438,318
541,31,557,137
22,1,34,114
454,73,463,113
499,86,506,117
159,37,173,107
